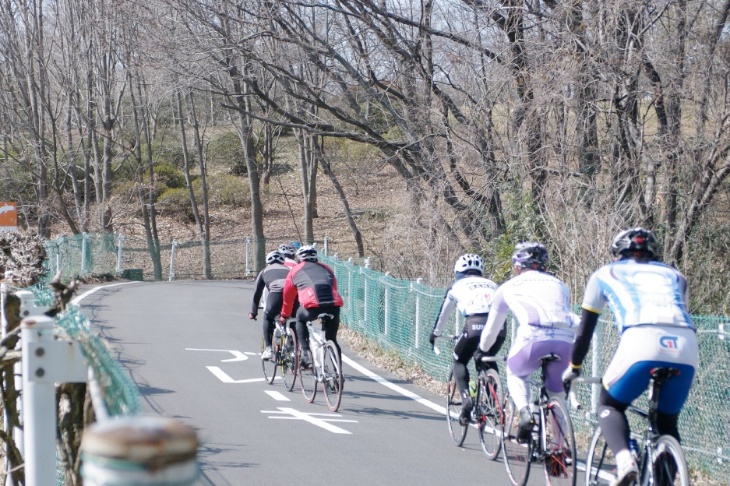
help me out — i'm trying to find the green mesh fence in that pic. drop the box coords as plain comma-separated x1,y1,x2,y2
54,305,142,417
321,254,730,483
43,233,323,281
41,234,730,482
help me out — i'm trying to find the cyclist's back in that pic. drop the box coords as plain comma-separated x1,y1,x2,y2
430,254,500,426
564,228,697,486
249,251,291,360
280,245,344,368
478,242,577,443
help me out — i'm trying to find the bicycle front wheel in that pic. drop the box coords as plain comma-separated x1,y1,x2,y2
299,346,317,403
503,397,532,486
652,435,689,486
543,397,576,486
322,341,343,412
478,368,503,460
446,371,468,446
261,337,277,384
282,332,298,391
584,426,614,486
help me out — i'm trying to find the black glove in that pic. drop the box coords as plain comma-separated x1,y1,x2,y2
562,364,581,390
428,331,437,348
474,348,490,369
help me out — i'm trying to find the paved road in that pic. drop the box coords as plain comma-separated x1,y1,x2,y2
76,280,569,486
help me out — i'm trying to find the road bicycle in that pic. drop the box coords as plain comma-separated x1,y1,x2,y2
299,313,344,412
261,317,298,391
435,335,506,460
502,354,577,486
576,368,690,486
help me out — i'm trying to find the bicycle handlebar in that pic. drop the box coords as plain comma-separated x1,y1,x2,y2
432,334,458,356
566,376,602,410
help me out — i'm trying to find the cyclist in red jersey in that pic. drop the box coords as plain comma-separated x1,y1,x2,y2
280,245,344,369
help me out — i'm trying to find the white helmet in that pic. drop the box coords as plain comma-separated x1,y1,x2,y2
266,250,285,265
296,245,318,262
278,243,296,259
454,253,484,275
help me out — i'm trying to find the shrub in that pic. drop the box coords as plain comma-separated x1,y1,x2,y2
206,174,250,207
157,174,250,213
208,132,246,174
154,163,186,189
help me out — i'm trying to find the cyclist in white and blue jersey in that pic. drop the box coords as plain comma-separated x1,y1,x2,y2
562,228,697,486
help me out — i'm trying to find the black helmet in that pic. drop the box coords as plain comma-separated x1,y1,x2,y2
611,228,659,259
296,245,318,262
266,250,285,265
511,242,549,270
278,243,296,259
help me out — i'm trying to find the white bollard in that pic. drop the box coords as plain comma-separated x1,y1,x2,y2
80,416,199,486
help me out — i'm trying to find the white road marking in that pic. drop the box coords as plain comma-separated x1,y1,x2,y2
71,281,139,305
206,366,266,383
341,354,448,415
186,348,248,362
262,407,356,434
264,390,290,401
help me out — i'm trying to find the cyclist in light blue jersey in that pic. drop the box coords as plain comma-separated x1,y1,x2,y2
562,228,697,486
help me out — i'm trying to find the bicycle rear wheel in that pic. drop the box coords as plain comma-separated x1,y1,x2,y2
261,337,277,384
584,426,615,486
446,371,468,446
299,345,317,403
478,368,503,460
282,332,298,391
322,341,343,412
652,435,689,486
503,397,532,486
543,397,576,486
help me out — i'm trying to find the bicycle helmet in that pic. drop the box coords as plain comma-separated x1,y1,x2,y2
296,245,318,262
611,227,659,259
511,242,549,270
266,250,285,265
454,253,484,275
278,243,296,259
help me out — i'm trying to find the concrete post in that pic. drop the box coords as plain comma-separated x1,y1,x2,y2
22,315,87,485
81,416,199,485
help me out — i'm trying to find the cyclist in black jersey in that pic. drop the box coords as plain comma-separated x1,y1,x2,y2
249,250,291,360
429,254,503,426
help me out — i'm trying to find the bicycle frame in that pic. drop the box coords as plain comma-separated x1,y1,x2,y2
503,353,577,486
300,313,343,412
578,367,690,486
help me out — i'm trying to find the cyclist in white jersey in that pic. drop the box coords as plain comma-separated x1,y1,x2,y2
477,242,577,442
429,254,501,425
562,228,697,486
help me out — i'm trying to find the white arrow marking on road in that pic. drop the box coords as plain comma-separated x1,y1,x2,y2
186,348,248,362
264,390,290,401
206,366,268,383
262,407,356,434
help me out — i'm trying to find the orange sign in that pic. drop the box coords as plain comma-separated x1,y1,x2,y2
0,202,17,231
